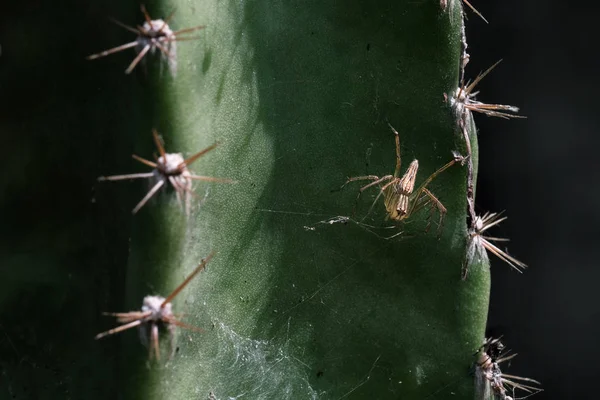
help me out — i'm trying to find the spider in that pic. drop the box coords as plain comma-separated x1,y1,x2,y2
95,252,214,360
87,4,205,75
475,337,542,400
97,129,235,215
462,211,527,279
451,60,525,120
341,123,464,234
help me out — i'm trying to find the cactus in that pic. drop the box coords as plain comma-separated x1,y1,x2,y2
1,0,531,398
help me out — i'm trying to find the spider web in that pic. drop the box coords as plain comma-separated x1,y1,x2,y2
193,321,321,400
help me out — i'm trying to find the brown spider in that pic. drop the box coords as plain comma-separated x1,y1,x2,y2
98,129,235,215
462,211,527,279
475,337,542,400
87,4,205,75
342,123,463,234
451,60,525,120
95,252,214,360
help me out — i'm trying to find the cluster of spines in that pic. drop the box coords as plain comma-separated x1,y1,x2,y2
445,3,527,279
90,6,234,362
450,2,542,398
475,337,542,399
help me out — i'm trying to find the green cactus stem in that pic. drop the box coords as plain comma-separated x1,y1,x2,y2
0,0,491,399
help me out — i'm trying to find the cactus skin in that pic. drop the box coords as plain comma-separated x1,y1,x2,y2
0,0,490,399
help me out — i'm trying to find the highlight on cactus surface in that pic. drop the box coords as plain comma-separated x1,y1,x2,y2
97,129,235,215
341,123,464,234
86,4,205,75
475,337,542,400
95,252,214,360
462,211,527,279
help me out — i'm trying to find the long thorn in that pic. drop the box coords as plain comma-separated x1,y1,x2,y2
132,179,165,214
482,238,527,272
164,317,205,333
140,4,152,25
154,41,174,60
152,129,166,160
87,41,139,60
98,172,154,181
108,17,140,35
188,175,237,183
178,143,219,170
165,36,204,42
173,25,206,35
462,0,489,24
161,252,215,308
95,319,143,340
159,9,177,32
132,154,158,168
125,44,151,74
466,59,503,94
150,323,160,360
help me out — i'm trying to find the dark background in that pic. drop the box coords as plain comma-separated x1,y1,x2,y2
0,1,594,399
466,2,597,399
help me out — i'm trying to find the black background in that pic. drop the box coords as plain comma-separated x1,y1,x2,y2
466,2,597,399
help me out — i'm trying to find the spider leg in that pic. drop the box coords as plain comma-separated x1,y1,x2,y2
340,175,394,193
367,177,406,220
362,187,386,222
412,158,458,196
406,187,446,234
386,122,402,177
343,175,394,219
86,41,139,60
422,188,447,234
125,44,151,74
132,179,165,214
339,175,381,190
